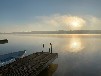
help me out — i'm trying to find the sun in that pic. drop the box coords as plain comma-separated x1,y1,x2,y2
66,16,85,30
70,17,82,28
71,21,79,27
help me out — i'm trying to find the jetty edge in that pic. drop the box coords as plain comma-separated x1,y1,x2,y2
0,52,58,76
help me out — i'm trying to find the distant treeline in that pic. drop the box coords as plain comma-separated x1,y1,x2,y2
11,30,101,34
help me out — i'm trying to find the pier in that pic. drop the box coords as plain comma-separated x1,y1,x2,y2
0,52,58,76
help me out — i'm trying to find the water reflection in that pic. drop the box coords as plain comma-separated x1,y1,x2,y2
38,64,58,76
69,38,84,53
62,35,85,53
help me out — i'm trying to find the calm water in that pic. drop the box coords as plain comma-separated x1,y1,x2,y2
0,34,101,76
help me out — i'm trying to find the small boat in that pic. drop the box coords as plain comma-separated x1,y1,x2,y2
0,50,26,67
0,39,8,41
0,39,8,44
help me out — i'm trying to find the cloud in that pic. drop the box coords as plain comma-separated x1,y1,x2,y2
36,14,86,30
36,14,101,30
83,16,101,30
1,14,101,32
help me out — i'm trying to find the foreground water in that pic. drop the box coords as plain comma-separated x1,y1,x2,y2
0,34,101,76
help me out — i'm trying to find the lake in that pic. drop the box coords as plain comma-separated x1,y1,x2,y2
0,34,101,76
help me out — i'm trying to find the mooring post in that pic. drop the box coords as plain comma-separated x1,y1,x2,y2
42,50,43,53
50,43,52,54
49,48,50,53
43,44,44,48
42,44,44,53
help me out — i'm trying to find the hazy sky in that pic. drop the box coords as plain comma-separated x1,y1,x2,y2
0,0,101,32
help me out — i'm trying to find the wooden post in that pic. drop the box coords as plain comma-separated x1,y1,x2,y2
42,51,43,53
43,44,44,48
42,44,44,53
49,48,50,53
50,43,52,54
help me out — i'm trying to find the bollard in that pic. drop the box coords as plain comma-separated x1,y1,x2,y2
42,51,43,53
50,43,52,54
42,44,44,53
43,44,44,48
49,48,50,53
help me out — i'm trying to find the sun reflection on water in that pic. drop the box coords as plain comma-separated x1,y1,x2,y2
69,38,84,53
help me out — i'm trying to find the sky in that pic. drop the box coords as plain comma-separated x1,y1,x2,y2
0,0,101,32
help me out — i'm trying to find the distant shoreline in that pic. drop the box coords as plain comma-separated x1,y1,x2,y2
1,30,101,34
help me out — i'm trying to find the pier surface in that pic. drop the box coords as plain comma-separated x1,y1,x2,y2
0,52,58,76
